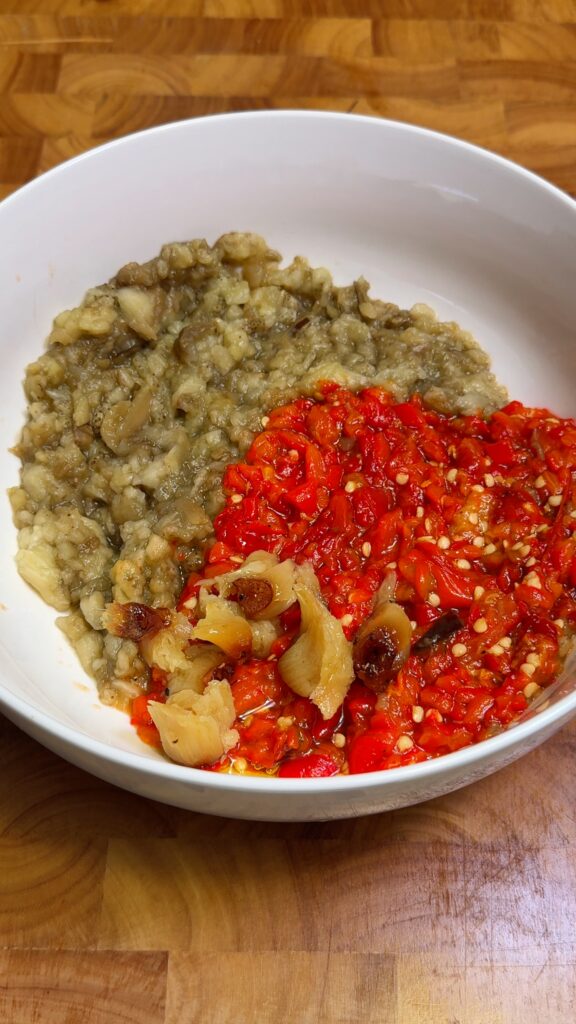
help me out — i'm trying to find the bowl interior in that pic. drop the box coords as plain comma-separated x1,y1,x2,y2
0,111,575,764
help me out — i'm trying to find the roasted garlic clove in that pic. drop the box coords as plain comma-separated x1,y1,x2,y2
128,604,226,696
250,557,298,619
191,594,253,658
228,577,274,618
249,619,280,659
279,565,354,720
139,612,195,675
207,550,297,620
353,600,412,693
116,286,165,342
167,644,227,696
102,600,170,642
149,679,238,767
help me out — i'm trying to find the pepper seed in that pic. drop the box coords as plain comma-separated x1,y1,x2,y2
525,572,542,590
396,735,414,753
523,681,541,700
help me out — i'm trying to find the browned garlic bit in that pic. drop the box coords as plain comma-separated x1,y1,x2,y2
102,600,170,642
352,576,412,693
229,578,274,617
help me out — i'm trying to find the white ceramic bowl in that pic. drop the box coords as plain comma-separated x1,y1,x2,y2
1,111,575,821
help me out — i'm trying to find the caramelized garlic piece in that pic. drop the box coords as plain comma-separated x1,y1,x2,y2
209,550,297,620
139,612,195,674
167,644,227,696
102,600,169,642
110,604,225,695
228,577,274,618
353,599,412,693
279,563,354,720
192,594,253,658
149,680,238,767
191,552,294,657
249,619,280,659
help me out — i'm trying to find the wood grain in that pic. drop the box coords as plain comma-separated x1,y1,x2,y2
1,2,576,1021
0,951,167,1024
166,953,396,1024
0,1,575,195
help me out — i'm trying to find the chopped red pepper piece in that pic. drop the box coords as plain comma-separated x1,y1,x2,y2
277,754,340,778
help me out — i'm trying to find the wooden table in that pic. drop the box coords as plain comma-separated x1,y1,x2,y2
1,2,576,1021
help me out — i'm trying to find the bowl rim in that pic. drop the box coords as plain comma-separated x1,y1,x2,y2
1,108,575,794
2,108,576,218
2,664,574,793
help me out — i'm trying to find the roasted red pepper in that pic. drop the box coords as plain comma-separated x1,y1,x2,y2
277,754,340,778
144,385,576,777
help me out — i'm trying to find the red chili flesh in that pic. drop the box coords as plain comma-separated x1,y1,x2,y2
137,385,576,775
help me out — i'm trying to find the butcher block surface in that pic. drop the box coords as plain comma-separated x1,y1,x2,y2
1,1,576,1021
